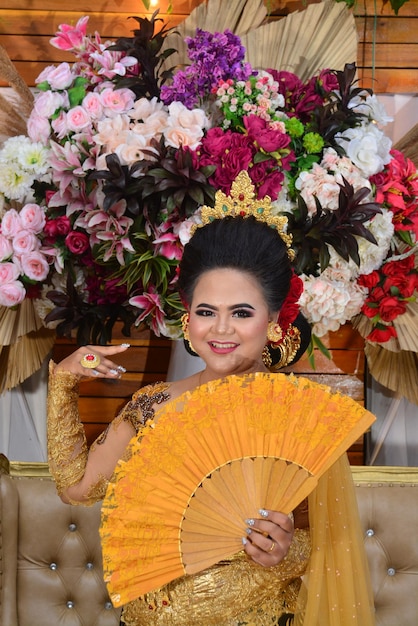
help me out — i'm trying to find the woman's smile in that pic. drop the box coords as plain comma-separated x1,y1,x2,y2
208,341,239,353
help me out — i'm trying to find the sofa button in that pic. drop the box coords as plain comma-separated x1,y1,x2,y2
86,562,94,570
49,562,58,570
66,601,75,609
387,567,396,576
366,529,375,537
105,601,113,610
68,523,77,531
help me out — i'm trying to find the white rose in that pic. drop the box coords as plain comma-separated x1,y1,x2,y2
335,123,392,177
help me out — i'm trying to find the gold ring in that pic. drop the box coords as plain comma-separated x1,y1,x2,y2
269,541,275,552
80,353,101,369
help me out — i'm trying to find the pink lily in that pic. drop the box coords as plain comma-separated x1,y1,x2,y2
50,17,90,53
129,286,166,336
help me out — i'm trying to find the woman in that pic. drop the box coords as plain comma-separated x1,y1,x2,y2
47,190,375,624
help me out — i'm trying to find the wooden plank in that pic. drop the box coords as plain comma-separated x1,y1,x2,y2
354,0,418,17
0,10,188,36
357,42,418,67
356,17,418,44
358,67,418,92
0,0,200,13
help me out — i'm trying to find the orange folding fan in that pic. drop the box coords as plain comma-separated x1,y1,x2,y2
100,372,375,606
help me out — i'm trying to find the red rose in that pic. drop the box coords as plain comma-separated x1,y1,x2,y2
383,274,417,298
367,325,398,343
55,216,71,236
378,296,407,322
44,219,58,239
382,256,414,277
65,230,89,255
358,271,380,289
361,300,379,319
45,190,56,205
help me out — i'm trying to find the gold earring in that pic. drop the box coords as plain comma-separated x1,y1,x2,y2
267,321,283,345
181,313,196,353
270,325,302,370
262,345,272,368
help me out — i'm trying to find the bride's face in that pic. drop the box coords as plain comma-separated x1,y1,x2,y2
188,268,275,380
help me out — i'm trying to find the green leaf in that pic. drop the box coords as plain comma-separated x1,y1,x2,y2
312,333,331,360
389,0,409,15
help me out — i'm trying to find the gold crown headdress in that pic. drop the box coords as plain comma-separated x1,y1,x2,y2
192,171,295,260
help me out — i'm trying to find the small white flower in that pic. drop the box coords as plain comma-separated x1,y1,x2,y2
0,163,34,201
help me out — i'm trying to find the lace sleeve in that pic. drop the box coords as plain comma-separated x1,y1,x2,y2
47,361,88,499
47,362,170,506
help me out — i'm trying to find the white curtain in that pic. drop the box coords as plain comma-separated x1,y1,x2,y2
366,376,418,466
0,357,49,462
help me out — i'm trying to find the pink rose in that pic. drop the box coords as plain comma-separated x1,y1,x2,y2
0,281,26,307
317,69,339,93
201,128,233,158
37,62,74,90
34,91,67,118
1,209,22,238
27,111,52,143
19,204,46,233
12,230,39,255
0,235,13,261
65,105,92,132
51,110,69,140
65,230,89,254
100,87,135,116
0,261,20,284
244,116,291,152
212,145,253,191
82,92,104,119
258,171,285,200
20,251,50,282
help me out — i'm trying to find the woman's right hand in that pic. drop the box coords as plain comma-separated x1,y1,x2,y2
54,343,131,379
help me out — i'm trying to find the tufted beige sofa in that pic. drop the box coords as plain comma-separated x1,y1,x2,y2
0,456,417,626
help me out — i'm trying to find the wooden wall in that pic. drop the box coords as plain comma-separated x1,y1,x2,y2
1,0,418,93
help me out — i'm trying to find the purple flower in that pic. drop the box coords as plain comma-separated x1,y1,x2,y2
161,29,253,108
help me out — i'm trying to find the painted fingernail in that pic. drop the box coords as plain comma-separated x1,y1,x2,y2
245,518,255,526
117,365,127,373
92,369,100,376
259,508,269,518
245,528,252,535
109,369,119,376
121,343,130,348
241,537,247,546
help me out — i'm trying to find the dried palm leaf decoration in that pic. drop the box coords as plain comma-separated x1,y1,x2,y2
163,0,357,78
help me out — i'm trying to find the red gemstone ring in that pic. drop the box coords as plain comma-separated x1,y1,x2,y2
80,353,101,369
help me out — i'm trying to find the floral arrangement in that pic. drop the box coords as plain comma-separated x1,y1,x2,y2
0,12,417,356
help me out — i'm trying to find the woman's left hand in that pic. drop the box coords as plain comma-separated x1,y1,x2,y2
242,509,294,567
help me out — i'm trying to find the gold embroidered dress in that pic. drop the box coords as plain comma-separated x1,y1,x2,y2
47,366,375,626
